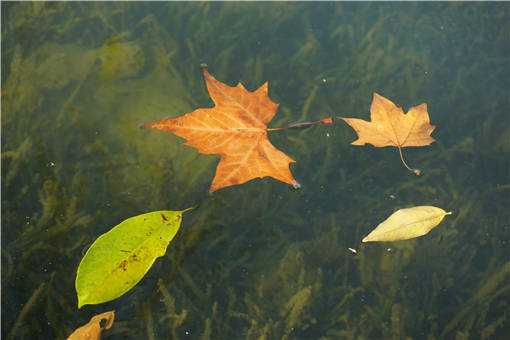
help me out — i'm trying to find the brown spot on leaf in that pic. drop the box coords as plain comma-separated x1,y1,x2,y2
118,260,128,271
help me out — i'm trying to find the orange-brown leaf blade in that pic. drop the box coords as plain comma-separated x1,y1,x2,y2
203,68,277,128
342,93,436,148
341,117,396,147
210,137,298,192
144,68,298,192
398,103,436,147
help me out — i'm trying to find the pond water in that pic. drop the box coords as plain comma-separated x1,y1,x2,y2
2,3,509,339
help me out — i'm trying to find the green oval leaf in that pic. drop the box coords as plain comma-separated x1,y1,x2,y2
75,209,190,308
362,206,452,242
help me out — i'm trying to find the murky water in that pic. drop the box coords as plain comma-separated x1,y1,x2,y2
2,3,509,339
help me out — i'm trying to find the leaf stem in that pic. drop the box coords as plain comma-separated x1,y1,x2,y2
398,147,421,176
181,206,196,214
267,117,333,132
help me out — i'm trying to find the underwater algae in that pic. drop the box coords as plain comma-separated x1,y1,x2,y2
2,2,510,339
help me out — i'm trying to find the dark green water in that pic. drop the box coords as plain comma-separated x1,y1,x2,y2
2,2,509,339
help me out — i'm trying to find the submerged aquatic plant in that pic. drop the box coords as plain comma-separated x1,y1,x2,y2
2,2,509,339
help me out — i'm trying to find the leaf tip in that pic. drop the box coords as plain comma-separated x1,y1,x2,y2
351,139,365,146
77,299,85,309
76,289,90,309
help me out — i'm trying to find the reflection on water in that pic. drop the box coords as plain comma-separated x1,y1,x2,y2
2,2,509,339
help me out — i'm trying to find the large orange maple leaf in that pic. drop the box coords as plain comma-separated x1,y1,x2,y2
143,66,302,192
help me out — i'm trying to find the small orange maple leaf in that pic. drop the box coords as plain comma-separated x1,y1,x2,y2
144,66,324,192
342,93,436,175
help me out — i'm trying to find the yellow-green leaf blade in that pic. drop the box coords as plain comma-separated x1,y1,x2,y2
362,206,451,242
76,210,188,308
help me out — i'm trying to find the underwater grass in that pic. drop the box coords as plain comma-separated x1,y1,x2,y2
2,2,509,339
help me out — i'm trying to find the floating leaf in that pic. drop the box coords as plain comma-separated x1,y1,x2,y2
362,206,451,242
67,310,115,340
143,65,332,192
75,209,191,308
342,93,436,175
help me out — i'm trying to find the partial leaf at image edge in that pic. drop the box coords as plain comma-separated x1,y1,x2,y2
75,209,192,308
362,206,452,242
67,310,115,340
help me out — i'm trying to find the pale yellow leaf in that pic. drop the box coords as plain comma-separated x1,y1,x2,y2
362,206,452,242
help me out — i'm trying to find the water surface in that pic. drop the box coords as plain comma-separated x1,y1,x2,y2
2,3,509,339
